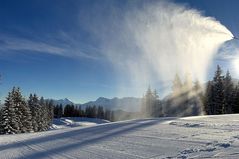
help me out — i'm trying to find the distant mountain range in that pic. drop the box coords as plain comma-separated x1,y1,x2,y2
50,98,74,106
81,97,142,112
50,97,142,112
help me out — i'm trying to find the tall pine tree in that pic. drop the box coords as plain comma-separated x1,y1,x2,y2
28,94,41,132
203,81,214,115
12,87,33,133
232,82,239,113
212,65,224,114
223,70,233,114
2,92,20,134
0,108,3,134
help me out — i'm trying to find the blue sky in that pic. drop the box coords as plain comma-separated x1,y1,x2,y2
0,0,239,103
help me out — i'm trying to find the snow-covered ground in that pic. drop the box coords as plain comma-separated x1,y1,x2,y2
51,117,110,129
1,114,239,158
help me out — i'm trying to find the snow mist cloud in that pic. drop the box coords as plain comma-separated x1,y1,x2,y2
83,1,233,97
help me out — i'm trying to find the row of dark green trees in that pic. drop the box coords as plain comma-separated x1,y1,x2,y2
141,65,239,118
0,87,54,134
203,65,239,115
54,104,114,121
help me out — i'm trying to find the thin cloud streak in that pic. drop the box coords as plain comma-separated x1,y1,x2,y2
0,35,104,60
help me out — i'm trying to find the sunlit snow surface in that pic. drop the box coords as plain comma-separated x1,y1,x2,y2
51,117,110,129
1,115,239,158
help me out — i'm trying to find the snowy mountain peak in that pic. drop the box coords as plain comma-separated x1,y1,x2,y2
50,98,74,106
63,98,71,102
96,97,110,103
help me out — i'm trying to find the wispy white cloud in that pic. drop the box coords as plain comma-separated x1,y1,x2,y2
0,34,103,60
0,36,64,54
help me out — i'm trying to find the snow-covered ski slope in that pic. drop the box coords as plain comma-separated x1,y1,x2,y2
51,117,110,129
1,114,239,159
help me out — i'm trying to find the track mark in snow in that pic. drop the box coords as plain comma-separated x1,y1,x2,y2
169,121,203,128
126,134,208,145
176,141,232,158
21,141,76,159
86,145,145,159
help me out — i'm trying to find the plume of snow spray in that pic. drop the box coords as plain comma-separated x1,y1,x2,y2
97,1,233,97
80,1,233,116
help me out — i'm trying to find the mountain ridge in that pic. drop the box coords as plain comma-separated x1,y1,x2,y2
50,97,142,112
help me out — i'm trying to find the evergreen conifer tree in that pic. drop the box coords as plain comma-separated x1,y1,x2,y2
0,108,3,134
20,99,33,133
233,82,239,113
59,104,63,117
46,100,54,127
223,70,233,114
212,65,224,114
39,97,48,131
203,81,213,115
28,94,41,132
12,87,33,133
2,92,20,134
97,106,104,119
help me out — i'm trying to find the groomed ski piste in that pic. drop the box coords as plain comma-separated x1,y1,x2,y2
1,115,239,159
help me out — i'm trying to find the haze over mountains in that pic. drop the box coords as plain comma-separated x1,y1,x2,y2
51,97,142,112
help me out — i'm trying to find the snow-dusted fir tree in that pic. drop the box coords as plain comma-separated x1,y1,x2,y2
38,97,45,131
2,92,20,134
28,94,41,132
20,99,33,133
39,97,49,131
45,99,54,128
12,87,33,133
11,87,23,131
0,108,4,134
